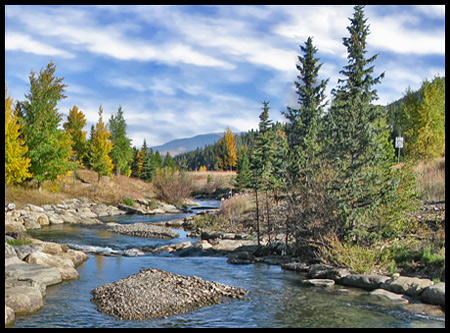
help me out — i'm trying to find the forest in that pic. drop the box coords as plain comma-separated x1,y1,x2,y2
5,6,444,274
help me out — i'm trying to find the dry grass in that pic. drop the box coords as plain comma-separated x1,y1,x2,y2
5,169,156,209
415,157,445,202
188,170,236,193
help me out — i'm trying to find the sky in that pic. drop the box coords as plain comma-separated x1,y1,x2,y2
5,5,445,148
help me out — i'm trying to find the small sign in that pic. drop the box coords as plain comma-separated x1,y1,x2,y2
395,137,404,149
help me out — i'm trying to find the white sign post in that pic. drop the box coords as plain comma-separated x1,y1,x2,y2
395,137,404,163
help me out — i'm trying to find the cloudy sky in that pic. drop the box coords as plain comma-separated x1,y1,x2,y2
5,5,445,148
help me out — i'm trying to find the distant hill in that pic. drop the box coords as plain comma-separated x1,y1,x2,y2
151,133,223,157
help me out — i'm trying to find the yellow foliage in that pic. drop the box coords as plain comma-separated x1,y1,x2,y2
5,84,32,184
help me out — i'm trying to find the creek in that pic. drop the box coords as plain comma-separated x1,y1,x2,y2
14,199,444,328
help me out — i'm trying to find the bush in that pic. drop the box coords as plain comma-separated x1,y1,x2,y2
220,193,250,228
152,167,192,207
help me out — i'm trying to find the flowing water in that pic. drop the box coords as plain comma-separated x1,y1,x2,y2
14,200,444,328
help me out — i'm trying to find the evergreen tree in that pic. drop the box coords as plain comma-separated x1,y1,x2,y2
109,105,133,176
235,145,252,190
138,140,153,181
5,84,32,184
152,150,163,169
324,5,414,244
283,36,328,162
89,105,114,181
21,60,75,190
282,36,331,250
163,151,176,169
63,105,88,167
130,147,140,178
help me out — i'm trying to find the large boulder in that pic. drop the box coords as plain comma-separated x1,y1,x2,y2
5,263,62,287
5,283,44,315
381,276,434,297
25,252,80,280
419,282,445,306
339,274,390,291
5,305,15,326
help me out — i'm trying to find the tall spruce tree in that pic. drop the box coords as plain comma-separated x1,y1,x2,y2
282,37,330,250
109,105,133,176
283,37,328,164
324,5,411,244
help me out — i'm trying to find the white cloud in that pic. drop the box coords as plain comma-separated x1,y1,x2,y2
5,31,74,58
368,15,445,55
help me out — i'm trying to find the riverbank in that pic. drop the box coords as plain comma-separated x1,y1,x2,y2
4,197,187,327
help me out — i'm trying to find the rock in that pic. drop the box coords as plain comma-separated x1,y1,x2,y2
24,204,45,213
25,252,80,280
5,305,15,326
6,203,16,211
150,241,193,254
5,284,44,315
209,239,257,252
227,250,255,265
381,276,434,297
28,211,50,226
281,261,310,273
301,279,335,287
5,218,26,233
23,215,41,230
5,253,23,267
13,243,45,260
193,240,213,251
90,268,247,320
419,282,445,306
369,289,411,305
308,264,335,279
5,263,62,287
60,249,89,267
111,223,179,239
339,274,390,291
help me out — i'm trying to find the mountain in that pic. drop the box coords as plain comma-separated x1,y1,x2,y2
151,132,223,157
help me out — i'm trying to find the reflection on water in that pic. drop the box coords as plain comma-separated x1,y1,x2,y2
17,200,444,328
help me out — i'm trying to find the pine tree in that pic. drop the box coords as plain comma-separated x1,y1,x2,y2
109,105,133,176
63,105,88,167
235,145,252,190
283,36,328,160
163,151,176,169
21,60,75,190
89,105,114,181
5,84,32,184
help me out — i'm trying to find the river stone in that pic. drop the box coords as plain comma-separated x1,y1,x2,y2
25,252,80,280
419,282,445,306
301,279,335,287
381,276,434,297
91,268,247,320
339,274,390,291
5,305,15,326
5,284,44,315
369,289,411,305
5,263,62,287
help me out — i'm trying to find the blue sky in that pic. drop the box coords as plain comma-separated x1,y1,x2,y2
5,5,445,148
